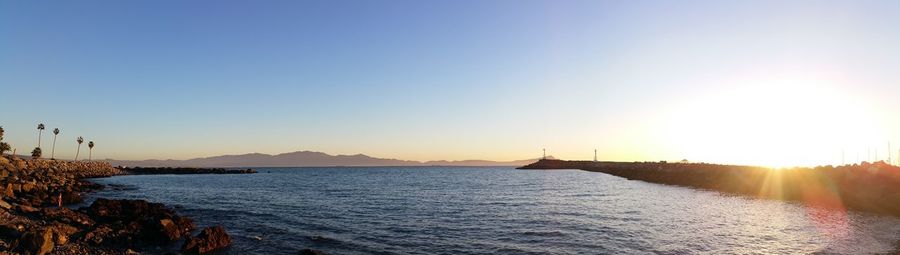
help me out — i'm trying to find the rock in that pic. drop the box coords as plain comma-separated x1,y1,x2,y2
3,185,12,198
159,219,180,241
81,198,194,247
82,225,114,246
61,191,83,204
41,208,94,227
182,226,231,254
155,217,195,241
17,204,38,213
299,249,328,255
0,199,11,210
12,228,54,255
0,224,22,239
86,198,166,222
21,182,34,193
49,224,78,245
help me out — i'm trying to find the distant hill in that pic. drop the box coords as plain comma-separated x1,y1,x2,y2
105,151,546,168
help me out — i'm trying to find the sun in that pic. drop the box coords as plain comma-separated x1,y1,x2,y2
661,75,887,168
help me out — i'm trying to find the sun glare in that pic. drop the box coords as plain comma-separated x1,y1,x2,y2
664,75,886,168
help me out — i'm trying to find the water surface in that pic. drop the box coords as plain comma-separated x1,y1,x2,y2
88,167,900,254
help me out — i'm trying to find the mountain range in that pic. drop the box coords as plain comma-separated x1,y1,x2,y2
104,151,548,168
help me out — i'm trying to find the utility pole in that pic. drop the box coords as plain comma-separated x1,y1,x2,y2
542,148,546,160
594,149,597,162
841,148,845,166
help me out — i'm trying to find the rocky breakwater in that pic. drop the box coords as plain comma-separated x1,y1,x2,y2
122,167,257,175
0,155,233,254
519,159,900,218
0,156,124,211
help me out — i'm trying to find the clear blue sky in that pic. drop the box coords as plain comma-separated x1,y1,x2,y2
2,0,899,166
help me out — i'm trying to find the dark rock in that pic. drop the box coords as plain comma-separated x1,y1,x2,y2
0,223,23,239
182,226,231,254
17,204,38,213
157,217,194,242
49,223,78,245
12,228,54,255
40,208,94,227
60,191,84,204
82,225,115,246
80,198,195,247
85,198,175,222
3,184,13,198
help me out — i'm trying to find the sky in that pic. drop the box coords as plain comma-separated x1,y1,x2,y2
1,0,899,167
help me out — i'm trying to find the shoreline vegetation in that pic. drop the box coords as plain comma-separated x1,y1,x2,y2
519,159,900,218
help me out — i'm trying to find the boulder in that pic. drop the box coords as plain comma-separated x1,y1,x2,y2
0,199,11,210
81,198,194,247
85,198,172,222
61,191,83,205
154,217,194,241
49,224,78,245
21,182,34,193
82,225,114,246
3,185,12,198
12,228,54,255
0,224,22,239
17,204,38,213
182,226,231,254
40,208,94,227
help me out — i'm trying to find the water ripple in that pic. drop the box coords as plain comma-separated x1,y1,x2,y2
88,167,900,254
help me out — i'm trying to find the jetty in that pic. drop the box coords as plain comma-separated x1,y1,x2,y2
520,159,900,217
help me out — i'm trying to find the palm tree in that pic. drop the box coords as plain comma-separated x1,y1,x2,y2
75,136,84,161
36,123,45,149
51,128,60,160
88,141,95,161
31,147,41,159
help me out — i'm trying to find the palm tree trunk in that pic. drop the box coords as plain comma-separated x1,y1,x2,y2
51,135,58,159
37,131,42,148
75,145,81,161
89,149,92,161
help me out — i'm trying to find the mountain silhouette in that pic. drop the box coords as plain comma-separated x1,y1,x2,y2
105,150,548,167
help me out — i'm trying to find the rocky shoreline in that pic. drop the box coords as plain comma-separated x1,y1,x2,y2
0,156,233,254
